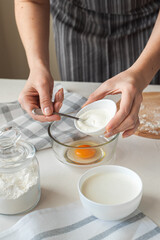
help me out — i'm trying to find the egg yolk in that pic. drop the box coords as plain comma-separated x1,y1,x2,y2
75,145,96,159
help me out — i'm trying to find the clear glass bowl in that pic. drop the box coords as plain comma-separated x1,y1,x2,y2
48,115,119,167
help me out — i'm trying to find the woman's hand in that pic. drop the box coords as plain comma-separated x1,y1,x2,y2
15,0,64,122
19,66,64,122
83,68,144,138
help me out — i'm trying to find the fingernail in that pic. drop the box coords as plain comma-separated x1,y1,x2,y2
106,126,112,133
58,89,64,102
57,92,61,101
44,107,51,116
105,132,113,138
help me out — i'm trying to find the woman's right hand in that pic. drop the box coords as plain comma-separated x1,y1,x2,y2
18,66,64,122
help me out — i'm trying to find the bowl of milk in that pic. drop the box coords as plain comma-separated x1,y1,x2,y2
74,99,117,136
78,165,143,220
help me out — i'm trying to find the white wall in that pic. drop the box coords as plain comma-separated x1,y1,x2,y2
0,0,60,80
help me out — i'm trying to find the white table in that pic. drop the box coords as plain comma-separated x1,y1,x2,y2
0,79,160,232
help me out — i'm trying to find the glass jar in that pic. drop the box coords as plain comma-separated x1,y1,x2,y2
0,126,41,215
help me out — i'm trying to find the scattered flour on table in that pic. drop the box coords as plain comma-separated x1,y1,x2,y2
138,104,160,135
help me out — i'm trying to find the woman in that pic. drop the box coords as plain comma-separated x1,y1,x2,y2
14,0,160,138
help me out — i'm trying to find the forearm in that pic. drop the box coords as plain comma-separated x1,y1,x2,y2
131,10,160,88
14,0,50,70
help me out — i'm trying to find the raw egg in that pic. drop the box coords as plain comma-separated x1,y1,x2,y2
75,145,96,159
66,141,104,164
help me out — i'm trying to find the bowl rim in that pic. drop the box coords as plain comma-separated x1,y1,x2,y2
78,165,143,207
48,122,119,148
75,99,117,116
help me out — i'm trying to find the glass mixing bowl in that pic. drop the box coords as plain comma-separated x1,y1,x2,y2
48,115,119,167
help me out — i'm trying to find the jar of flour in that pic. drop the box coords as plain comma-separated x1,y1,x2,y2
0,126,41,215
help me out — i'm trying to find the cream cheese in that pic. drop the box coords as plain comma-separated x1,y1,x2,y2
77,108,110,134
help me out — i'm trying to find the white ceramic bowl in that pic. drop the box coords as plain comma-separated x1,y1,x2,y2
74,99,117,136
78,165,143,221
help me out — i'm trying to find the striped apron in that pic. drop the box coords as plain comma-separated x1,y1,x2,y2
50,0,160,84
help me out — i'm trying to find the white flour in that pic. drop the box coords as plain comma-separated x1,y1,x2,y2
0,161,40,214
138,103,160,136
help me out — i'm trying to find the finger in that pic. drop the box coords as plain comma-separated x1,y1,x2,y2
44,114,61,122
122,119,140,138
38,85,53,116
82,80,121,108
54,88,64,104
104,119,140,138
54,102,62,113
22,102,60,122
109,99,141,135
53,88,64,113
32,114,60,122
106,90,134,132
19,94,39,115
105,94,142,137
82,84,109,108
20,96,60,122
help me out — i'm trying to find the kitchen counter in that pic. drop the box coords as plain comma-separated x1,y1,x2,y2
0,78,160,232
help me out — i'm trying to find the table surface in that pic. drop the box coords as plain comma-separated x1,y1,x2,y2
0,79,160,232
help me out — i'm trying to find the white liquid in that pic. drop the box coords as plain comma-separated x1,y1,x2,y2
77,109,110,133
81,172,140,205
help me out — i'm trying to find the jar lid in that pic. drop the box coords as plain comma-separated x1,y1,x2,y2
0,126,35,172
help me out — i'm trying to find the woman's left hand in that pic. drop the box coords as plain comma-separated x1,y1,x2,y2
83,68,144,138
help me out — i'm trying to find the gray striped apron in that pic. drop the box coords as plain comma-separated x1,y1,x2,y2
50,0,160,84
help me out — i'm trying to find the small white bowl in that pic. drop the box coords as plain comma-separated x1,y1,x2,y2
78,165,143,221
74,99,117,136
